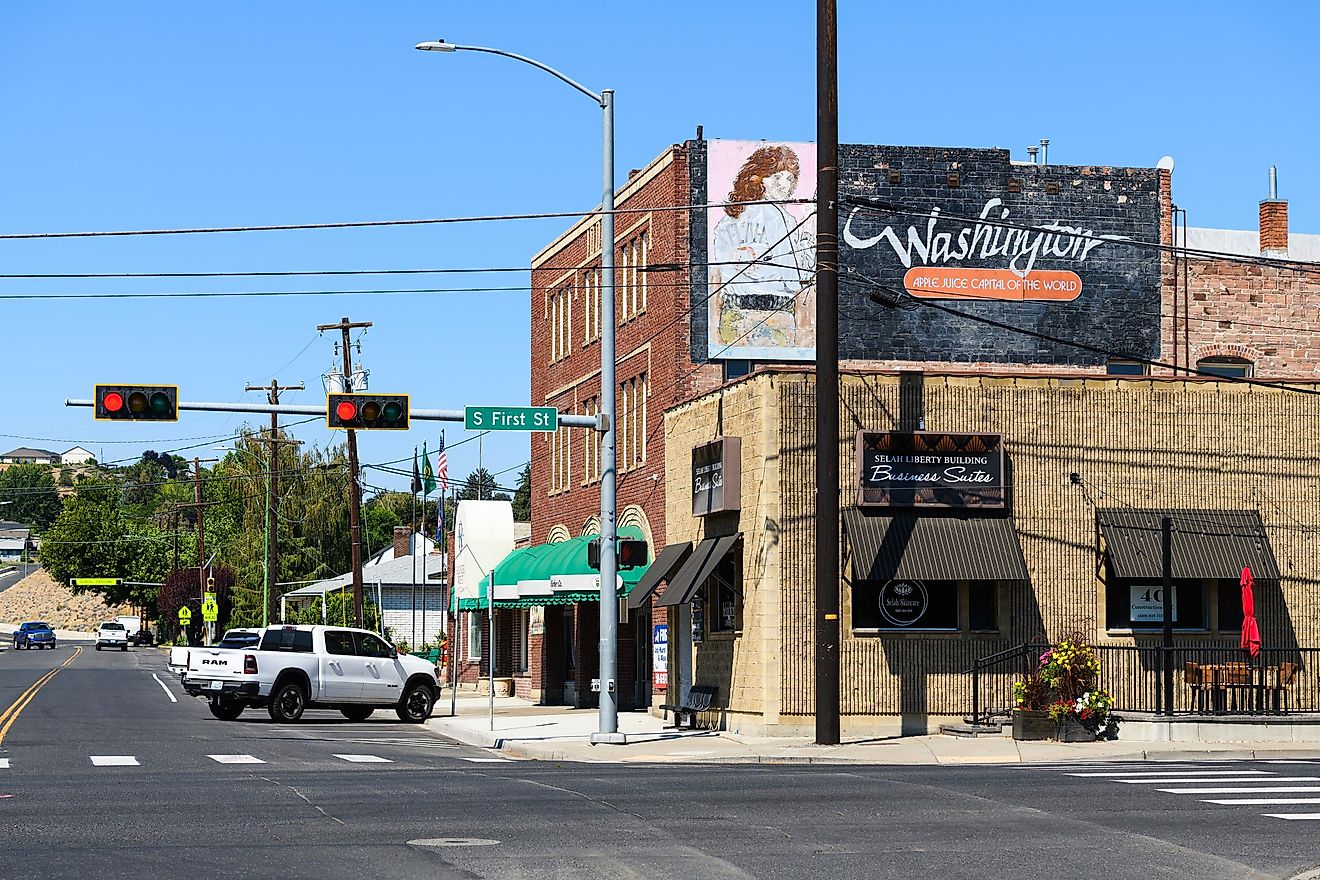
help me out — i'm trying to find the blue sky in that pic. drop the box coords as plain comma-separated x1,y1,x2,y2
2,1,1316,491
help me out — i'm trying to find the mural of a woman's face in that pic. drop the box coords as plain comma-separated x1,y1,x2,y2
763,169,798,201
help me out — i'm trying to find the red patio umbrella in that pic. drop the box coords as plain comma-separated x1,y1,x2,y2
1240,566,1262,658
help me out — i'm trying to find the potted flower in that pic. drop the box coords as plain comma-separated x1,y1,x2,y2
1013,636,1115,742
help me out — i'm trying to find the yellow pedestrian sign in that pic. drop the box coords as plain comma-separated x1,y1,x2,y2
201,595,219,623
177,606,192,625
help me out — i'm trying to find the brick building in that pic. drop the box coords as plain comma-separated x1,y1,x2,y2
510,132,1316,720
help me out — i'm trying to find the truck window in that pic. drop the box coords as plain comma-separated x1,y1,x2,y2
354,633,394,659
324,630,355,655
261,628,314,652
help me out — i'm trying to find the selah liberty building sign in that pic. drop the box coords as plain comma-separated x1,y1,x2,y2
857,431,1005,509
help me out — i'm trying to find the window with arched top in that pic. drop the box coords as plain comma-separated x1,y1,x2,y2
1196,356,1253,379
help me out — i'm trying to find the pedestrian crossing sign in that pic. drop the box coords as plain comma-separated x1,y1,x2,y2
201,596,218,623
177,606,192,625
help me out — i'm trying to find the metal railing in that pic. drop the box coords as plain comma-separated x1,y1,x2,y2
969,643,1320,723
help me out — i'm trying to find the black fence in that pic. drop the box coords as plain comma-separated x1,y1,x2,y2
969,643,1320,725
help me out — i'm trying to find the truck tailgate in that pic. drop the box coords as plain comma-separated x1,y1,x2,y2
185,648,249,685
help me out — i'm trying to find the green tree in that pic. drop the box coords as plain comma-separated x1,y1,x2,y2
458,468,510,503
0,462,63,529
512,463,531,521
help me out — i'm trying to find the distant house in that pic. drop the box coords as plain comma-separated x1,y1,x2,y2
0,447,60,468
0,528,32,562
61,446,95,466
281,529,447,646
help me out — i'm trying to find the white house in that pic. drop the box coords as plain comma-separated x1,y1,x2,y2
60,446,95,465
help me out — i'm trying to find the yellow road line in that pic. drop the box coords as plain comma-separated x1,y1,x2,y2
0,646,81,745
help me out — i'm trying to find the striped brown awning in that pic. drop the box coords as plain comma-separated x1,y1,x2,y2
842,509,1029,582
1096,509,1279,580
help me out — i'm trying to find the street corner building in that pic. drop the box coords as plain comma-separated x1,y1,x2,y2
522,131,1320,733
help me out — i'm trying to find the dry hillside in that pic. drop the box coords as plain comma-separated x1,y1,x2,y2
0,569,132,631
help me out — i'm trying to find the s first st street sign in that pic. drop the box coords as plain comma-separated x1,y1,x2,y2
464,406,557,432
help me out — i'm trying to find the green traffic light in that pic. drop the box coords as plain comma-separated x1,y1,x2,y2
383,401,402,421
149,392,171,414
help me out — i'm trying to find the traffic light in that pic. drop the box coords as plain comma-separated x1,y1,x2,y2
94,385,178,421
326,393,410,430
588,538,649,571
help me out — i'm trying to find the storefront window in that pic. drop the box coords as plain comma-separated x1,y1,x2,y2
1104,579,1208,631
706,547,742,633
851,579,1001,633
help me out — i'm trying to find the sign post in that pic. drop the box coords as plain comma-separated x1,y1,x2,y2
464,406,558,432
177,605,192,645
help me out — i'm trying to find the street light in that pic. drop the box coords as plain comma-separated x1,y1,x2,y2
415,38,624,744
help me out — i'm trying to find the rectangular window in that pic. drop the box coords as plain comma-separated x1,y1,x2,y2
515,610,529,674
968,583,998,631
851,580,960,631
1106,359,1148,376
617,382,628,473
639,231,648,312
467,612,482,661
1105,577,1208,631
581,397,600,484
706,545,742,633
619,245,630,320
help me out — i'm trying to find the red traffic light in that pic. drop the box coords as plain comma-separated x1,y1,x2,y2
326,393,409,430
94,385,178,421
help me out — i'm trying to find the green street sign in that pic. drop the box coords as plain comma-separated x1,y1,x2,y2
177,607,192,624
464,405,557,432
72,577,123,588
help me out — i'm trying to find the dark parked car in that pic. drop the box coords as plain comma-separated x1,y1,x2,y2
129,629,156,646
13,621,56,650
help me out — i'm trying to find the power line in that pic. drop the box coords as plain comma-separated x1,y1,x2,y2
0,198,812,242
847,272,1320,398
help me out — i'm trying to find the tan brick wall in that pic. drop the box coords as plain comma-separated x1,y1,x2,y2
665,368,1320,732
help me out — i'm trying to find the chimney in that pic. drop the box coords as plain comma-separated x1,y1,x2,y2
1259,165,1289,256
393,526,411,559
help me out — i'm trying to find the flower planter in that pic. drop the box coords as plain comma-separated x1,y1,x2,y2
1012,710,1054,741
1055,716,1095,743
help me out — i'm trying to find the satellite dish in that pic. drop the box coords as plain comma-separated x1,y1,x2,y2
1156,156,1175,172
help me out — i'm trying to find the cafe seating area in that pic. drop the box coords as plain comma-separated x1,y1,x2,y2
1184,660,1300,715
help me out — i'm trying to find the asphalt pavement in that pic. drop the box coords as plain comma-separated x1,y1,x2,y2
0,563,36,593
1,645,1319,879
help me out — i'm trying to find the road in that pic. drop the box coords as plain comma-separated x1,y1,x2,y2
1,645,1318,880
0,562,36,593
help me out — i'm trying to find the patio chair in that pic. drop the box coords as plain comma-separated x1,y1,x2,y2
1184,661,1206,714
1273,661,1299,714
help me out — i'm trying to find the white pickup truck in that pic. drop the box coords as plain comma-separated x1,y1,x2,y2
181,625,439,723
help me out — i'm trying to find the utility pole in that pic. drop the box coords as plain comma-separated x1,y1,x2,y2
247,379,305,627
194,457,206,603
317,316,373,628
815,0,842,746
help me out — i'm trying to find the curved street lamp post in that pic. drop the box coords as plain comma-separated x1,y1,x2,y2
416,40,624,743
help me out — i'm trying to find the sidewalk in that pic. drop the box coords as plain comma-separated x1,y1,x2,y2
424,691,1320,765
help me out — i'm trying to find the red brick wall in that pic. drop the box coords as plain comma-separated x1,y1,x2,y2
529,143,722,548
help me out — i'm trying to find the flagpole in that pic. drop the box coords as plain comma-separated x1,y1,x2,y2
411,446,419,648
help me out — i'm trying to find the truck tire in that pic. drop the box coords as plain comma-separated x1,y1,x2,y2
268,680,307,723
395,680,435,723
209,696,244,721
340,706,374,722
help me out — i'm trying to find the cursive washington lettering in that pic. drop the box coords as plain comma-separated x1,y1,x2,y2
843,198,1125,278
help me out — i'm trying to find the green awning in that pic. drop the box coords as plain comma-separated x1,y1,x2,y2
455,525,648,611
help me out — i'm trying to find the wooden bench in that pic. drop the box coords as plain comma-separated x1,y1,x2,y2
663,685,719,730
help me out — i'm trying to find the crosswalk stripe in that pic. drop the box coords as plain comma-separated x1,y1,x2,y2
207,754,265,765
1069,770,1270,778
333,754,392,763
1158,786,1320,795
1202,798,1320,805
0,758,9,769
1263,813,1320,820
89,756,138,766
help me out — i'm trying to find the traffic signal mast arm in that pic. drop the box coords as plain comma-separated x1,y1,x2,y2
67,398,601,429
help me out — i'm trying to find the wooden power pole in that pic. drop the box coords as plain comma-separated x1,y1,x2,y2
246,379,304,626
316,316,372,628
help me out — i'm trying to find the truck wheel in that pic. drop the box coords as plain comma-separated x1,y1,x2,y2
268,681,307,723
209,696,244,721
395,681,435,723
340,706,374,722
